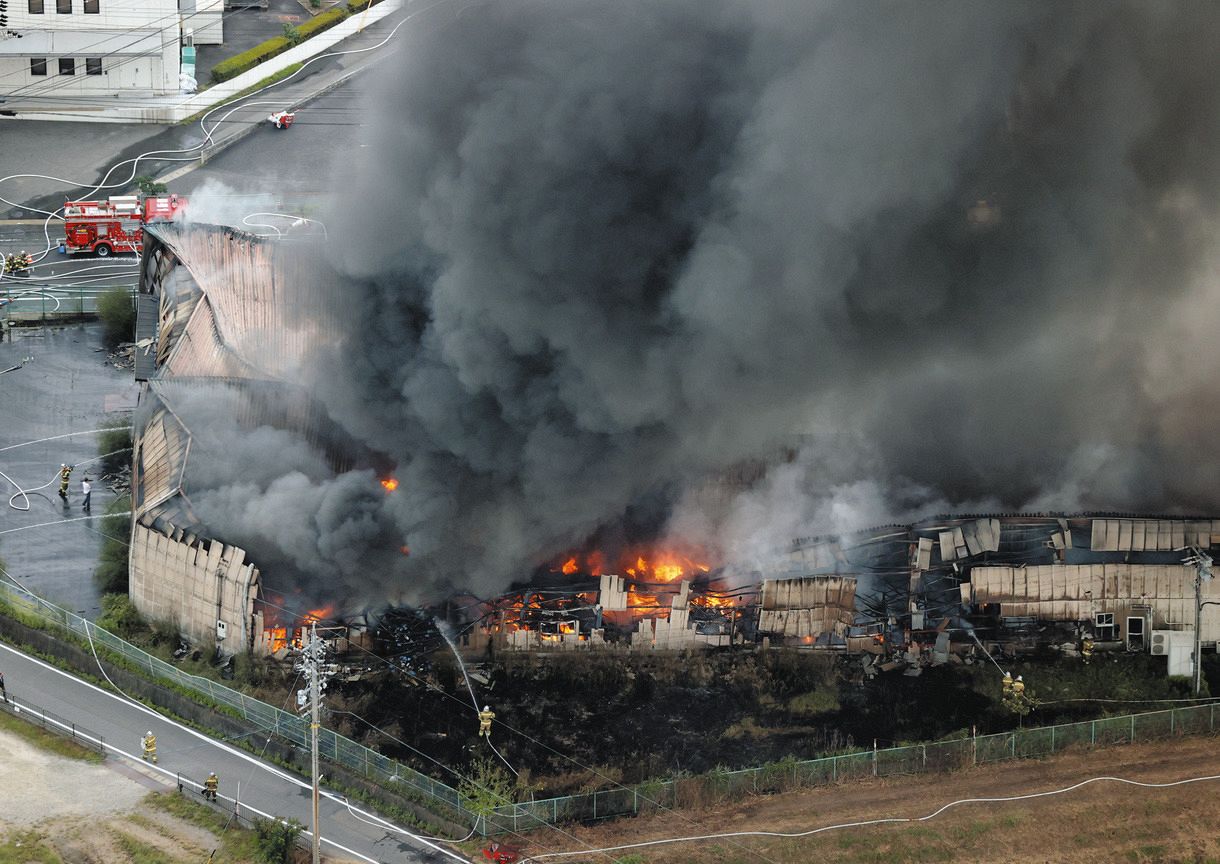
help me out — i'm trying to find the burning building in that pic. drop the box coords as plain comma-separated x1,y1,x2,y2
129,223,348,655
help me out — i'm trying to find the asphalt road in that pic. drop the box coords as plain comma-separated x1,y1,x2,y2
0,323,136,618
0,639,467,863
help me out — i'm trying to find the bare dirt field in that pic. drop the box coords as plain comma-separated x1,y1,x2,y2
0,728,359,863
517,733,1220,864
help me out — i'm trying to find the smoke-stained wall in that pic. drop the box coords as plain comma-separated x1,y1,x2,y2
155,2,1220,607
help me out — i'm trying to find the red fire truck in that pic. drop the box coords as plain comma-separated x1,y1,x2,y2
62,194,187,257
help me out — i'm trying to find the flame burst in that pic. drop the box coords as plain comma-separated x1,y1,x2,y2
380,477,399,492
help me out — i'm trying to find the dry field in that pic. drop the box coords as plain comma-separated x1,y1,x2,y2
0,727,355,864
515,734,1220,864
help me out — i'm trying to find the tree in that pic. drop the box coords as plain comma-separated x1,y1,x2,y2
133,175,167,196
254,817,303,864
97,417,133,476
459,757,515,818
94,494,131,594
96,287,135,348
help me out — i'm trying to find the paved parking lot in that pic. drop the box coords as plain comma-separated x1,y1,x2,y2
195,0,314,86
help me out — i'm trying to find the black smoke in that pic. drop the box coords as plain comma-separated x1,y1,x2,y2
196,0,1220,602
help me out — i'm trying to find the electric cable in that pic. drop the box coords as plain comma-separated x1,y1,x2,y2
303,616,782,864
0,0,434,267
519,768,1220,861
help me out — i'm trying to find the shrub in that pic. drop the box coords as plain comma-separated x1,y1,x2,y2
133,175,167,196
458,757,515,816
210,5,350,84
294,5,349,39
346,0,386,11
94,494,131,594
98,593,145,638
96,287,135,348
96,417,132,476
254,817,302,864
210,37,291,84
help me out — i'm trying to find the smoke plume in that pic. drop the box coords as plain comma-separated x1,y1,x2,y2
191,0,1220,601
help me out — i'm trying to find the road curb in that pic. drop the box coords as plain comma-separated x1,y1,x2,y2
155,54,384,188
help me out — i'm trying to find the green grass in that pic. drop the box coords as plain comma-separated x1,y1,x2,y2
182,63,305,123
0,831,62,864
145,791,262,860
0,706,103,763
112,830,177,864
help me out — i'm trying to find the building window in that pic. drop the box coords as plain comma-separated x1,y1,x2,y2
29,0,44,13
56,0,69,12
30,57,47,76
85,57,101,75
83,0,97,10
58,57,75,75
1095,612,1115,641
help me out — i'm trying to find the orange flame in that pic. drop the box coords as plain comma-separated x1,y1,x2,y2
380,477,399,492
561,557,578,575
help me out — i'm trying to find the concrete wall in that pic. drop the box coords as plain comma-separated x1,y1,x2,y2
129,521,264,655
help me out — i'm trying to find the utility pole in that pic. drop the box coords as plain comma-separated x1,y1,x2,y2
1185,547,1213,695
296,622,329,864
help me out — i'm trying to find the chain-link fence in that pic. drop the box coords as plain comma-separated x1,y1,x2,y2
2,580,1216,836
0,580,470,823
482,701,1219,833
0,284,134,323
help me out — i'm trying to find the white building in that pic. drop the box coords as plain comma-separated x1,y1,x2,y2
0,0,187,108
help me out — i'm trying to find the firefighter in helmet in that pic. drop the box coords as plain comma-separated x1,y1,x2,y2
1012,675,1025,698
1082,636,1095,664
141,730,157,764
1001,672,1013,696
58,464,73,502
478,705,495,740
203,772,219,801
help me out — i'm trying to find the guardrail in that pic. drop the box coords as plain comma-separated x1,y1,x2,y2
0,688,310,846
0,687,106,754
0,580,471,824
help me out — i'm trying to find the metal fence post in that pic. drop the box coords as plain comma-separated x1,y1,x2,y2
1170,710,1175,736
922,744,927,770
1131,714,1135,742
873,739,878,777
1010,733,1015,759
1050,724,1055,753
1091,719,1096,746
832,755,837,783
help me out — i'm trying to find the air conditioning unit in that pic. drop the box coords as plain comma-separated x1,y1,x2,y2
216,619,228,640
1150,631,1168,656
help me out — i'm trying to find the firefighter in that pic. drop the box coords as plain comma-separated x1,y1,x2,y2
58,464,73,501
141,730,158,764
1012,675,1025,698
203,772,219,801
1082,636,1095,664
1001,672,1013,696
478,705,495,740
